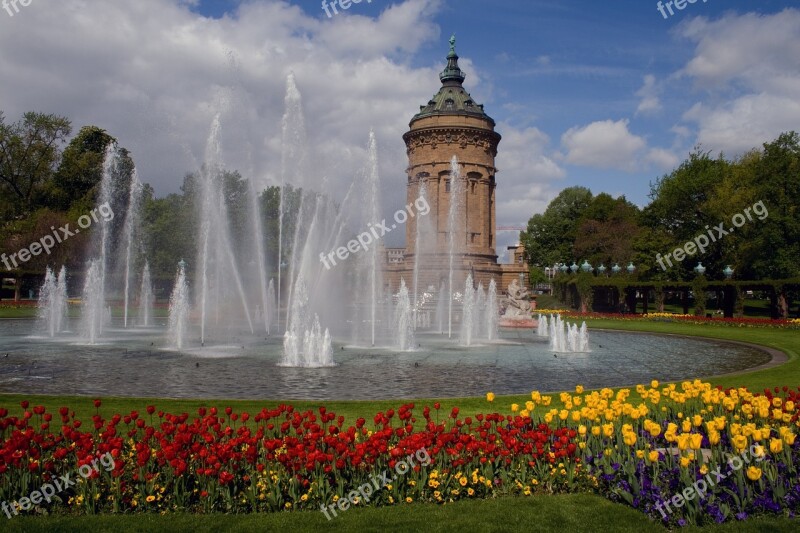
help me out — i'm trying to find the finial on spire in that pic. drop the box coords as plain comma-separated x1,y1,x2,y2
449,34,456,54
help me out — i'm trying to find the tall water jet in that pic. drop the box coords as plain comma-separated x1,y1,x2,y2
266,278,277,335
411,181,433,330
196,114,254,344
37,266,67,337
474,281,486,339
80,260,105,344
167,260,189,350
459,273,475,346
393,279,415,351
435,280,446,333
278,73,307,327
138,262,153,327
121,170,143,328
364,131,382,346
446,156,464,338
486,279,499,340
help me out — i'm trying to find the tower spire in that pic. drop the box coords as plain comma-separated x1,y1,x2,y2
439,34,465,85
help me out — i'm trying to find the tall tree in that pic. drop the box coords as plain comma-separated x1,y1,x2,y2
521,186,593,268
0,111,71,220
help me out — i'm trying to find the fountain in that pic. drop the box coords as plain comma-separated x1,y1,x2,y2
446,156,464,339
167,260,190,350
37,266,68,337
138,262,153,327
282,276,333,367
486,279,499,340
394,279,415,351
536,313,549,336
80,259,105,344
196,114,254,344
266,279,277,335
549,314,590,353
460,274,476,346
120,170,144,328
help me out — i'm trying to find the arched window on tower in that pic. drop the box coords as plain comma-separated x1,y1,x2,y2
444,99,455,110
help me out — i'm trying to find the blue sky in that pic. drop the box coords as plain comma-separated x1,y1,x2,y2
183,0,798,209
1,0,797,256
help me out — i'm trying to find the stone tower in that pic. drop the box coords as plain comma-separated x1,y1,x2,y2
401,36,502,289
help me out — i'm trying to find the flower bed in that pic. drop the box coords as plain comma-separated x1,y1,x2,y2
1,382,799,526
533,310,800,329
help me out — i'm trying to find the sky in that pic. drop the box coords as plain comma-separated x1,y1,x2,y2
1,0,798,260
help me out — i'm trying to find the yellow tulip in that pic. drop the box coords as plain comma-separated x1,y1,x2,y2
486,392,495,402
575,385,584,394
732,435,748,452
602,424,614,438
651,380,659,389
511,404,519,412
746,466,762,481
784,432,797,446
591,426,601,437
769,438,783,454
680,456,691,468
690,433,703,450
648,450,659,462
623,432,637,446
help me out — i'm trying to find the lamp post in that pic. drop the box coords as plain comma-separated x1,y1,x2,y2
569,262,579,274
580,260,593,273
559,263,569,275
611,263,622,275
597,264,607,276
626,262,636,274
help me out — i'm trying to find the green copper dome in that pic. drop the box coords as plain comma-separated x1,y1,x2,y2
411,35,494,125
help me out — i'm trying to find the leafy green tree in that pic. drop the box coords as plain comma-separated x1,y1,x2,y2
0,111,71,220
49,126,116,212
520,186,593,268
573,193,642,268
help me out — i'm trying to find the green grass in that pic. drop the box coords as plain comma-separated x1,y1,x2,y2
5,494,798,532
2,319,799,531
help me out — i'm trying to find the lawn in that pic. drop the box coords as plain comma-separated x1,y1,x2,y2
1,318,799,532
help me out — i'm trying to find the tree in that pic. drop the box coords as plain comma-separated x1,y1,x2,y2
573,193,642,267
520,186,593,268
0,111,71,220
49,126,116,212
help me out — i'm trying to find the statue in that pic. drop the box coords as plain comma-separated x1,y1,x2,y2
501,278,531,319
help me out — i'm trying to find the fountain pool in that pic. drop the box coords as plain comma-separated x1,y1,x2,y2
0,320,771,401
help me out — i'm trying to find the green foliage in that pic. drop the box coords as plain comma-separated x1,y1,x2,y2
0,111,71,220
521,186,592,268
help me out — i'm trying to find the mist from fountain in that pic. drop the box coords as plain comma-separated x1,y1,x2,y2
37,266,68,337
138,262,153,327
167,260,190,350
446,156,464,339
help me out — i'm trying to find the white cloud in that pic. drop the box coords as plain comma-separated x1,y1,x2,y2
0,0,447,225
677,9,800,154
635,74,662,115
560,119,646,171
